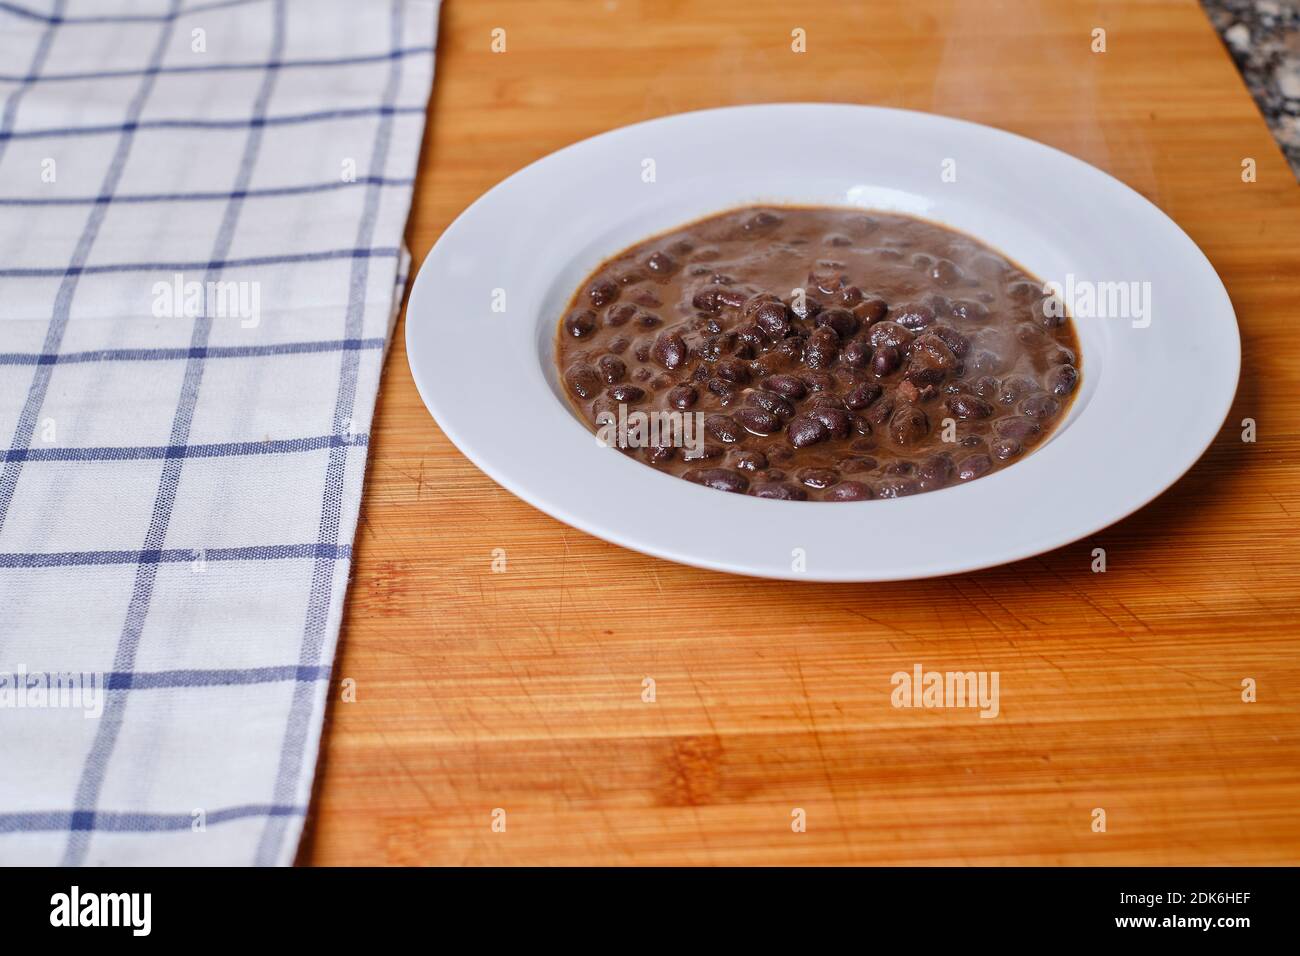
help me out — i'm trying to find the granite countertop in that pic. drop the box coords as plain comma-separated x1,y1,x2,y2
1202,0,1300,177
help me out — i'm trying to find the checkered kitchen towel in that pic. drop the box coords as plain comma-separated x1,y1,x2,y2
0,0,437,865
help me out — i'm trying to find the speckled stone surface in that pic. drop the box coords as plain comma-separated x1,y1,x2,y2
1201,0,1300,177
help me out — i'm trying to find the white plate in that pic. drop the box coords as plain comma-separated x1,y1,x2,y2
406,104,1239,581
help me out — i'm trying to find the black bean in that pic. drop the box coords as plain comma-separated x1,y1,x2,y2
752,482,807,500
747,390,795,419
776,338,804,363
596,355,626,384
810,263,846,295
837,456,877,472
808,393,847,411
589,280,619,307
945,395,993,419
1007,279,1042,301
995,416,1041,440
1020,394,1061,419
949,299,989,323
787,414,830,448
1015,325,1048,352
684,468,748,494
736,324,769,353
667,385,697,409
890,302,935,330
917,453,954,487
1033,295,1067,328
564,310,597,338
807,406,851,439
857,297,888,323
645,251,677,275
992,438,1022,460
787,292,823,320
997,376,1038,405
929,324,970,357
888,404,930,444
692,287,726,313
930,259,963,286
607,384,645,403
804,328,839,369
840,339,871,368
797,468,840,489
968,350,1005,374
714,358,751,385
730,449,768,471
865,400,894,426
871,345,901,376
651,331,688,370
706,414,744,443
606,303,637,327
804,370,835,392
565,363,600,399
1047,363,1079,397
751,302,790,338
844,382,883,410
875,477,921,498
814,307,859,339
702,331,738,361
735,407,779,435
926,293,952,317
706,378,737,404
914,333,959,369
868,321,914,350
827,481,873,501
762,374,807,399
717,288,747,308
957,454,992,481
905,335,958,388
744,210,783,231
682,443,724,462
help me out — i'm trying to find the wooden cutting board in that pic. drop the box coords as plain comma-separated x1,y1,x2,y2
299,0,1300,865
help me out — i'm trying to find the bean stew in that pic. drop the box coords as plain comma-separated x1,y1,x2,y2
555,206,1081,501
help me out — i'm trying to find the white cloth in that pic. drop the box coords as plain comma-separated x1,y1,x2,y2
0,0,437,865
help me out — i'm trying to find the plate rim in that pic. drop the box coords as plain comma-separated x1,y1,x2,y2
406,103,1241,582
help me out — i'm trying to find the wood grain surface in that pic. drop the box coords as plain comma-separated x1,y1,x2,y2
298,0,1300,865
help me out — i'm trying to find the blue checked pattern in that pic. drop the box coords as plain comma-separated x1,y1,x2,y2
0,0,437,865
